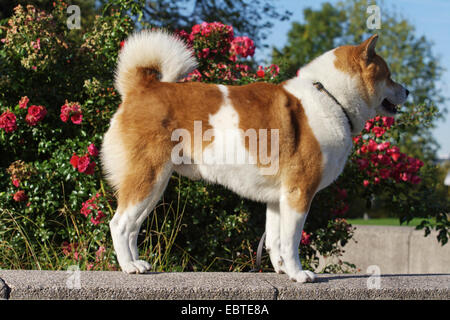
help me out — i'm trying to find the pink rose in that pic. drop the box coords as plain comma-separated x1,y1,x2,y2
377,142,390,151
230,36,255,58
60,102,82,124
87,143,99,157
19,96,29,109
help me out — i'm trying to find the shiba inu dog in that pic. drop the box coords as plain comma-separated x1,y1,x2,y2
101,30,408,282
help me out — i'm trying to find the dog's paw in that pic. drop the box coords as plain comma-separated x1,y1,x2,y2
290,270,316,283
121,260,152,274
274,257,285,274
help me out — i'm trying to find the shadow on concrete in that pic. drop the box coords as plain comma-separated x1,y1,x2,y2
318,273,450,282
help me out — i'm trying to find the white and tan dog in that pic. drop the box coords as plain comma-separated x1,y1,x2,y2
101,30,408,282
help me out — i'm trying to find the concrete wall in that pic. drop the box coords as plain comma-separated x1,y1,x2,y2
1,270,449,300
317,225,450,274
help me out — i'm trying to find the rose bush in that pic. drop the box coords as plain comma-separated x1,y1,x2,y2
0,0,447,272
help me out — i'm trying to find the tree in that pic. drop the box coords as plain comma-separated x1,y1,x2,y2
101,0,291,47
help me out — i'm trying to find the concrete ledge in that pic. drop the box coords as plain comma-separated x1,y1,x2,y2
328,225,450,274
0,270,448,300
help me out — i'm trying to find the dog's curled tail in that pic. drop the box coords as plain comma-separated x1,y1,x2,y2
115,30,198,97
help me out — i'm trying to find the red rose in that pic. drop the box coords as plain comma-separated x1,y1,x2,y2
372,126,386,137
379,168,391,179
70,112,82,125
0,111,17,133
359,145,368,154
410,175,422,184
12,177,20,187
356,158,369,170
391,152,401,162
367,139,378,153
256,66,265,78
26,105,47,126
364,121,373,131
70,153,79,169
301,231,311,245
382,116,395,128
13,190,28,202
84,161,96,175
77,155,90,173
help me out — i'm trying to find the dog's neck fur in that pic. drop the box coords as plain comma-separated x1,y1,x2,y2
291,49,376,135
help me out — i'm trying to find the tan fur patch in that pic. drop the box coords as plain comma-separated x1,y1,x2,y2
278,89,323,212
334,35,390,104
111,81,223,209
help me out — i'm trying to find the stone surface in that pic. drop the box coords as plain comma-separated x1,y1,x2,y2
318,225,450,274
408,228,450,274
0,270,448,300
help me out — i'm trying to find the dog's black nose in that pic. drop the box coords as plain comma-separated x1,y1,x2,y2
405,88,410,97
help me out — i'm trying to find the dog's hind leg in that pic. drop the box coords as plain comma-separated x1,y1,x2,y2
110,162,173,274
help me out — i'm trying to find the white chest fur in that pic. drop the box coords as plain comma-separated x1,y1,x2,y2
284,79,353,191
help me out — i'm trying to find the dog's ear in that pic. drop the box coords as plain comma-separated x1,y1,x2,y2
360,34,378,62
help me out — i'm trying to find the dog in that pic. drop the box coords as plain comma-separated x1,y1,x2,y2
101,30,408,282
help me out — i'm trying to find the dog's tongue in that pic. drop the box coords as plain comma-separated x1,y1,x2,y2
382,99,398,114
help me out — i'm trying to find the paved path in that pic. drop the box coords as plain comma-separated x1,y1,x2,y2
0,270,448,300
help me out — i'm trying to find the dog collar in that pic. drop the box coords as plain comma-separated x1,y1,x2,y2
313,81,354,132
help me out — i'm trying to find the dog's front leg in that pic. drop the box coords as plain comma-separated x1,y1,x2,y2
278,188,316,283
265,202,283,273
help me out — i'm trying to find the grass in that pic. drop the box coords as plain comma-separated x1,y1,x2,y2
347,217,434,227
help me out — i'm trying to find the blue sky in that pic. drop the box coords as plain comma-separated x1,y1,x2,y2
254,0,450,158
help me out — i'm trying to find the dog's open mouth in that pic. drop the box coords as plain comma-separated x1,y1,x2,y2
381,98,398,114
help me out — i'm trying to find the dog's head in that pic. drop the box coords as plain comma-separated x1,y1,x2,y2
334,34,409,117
